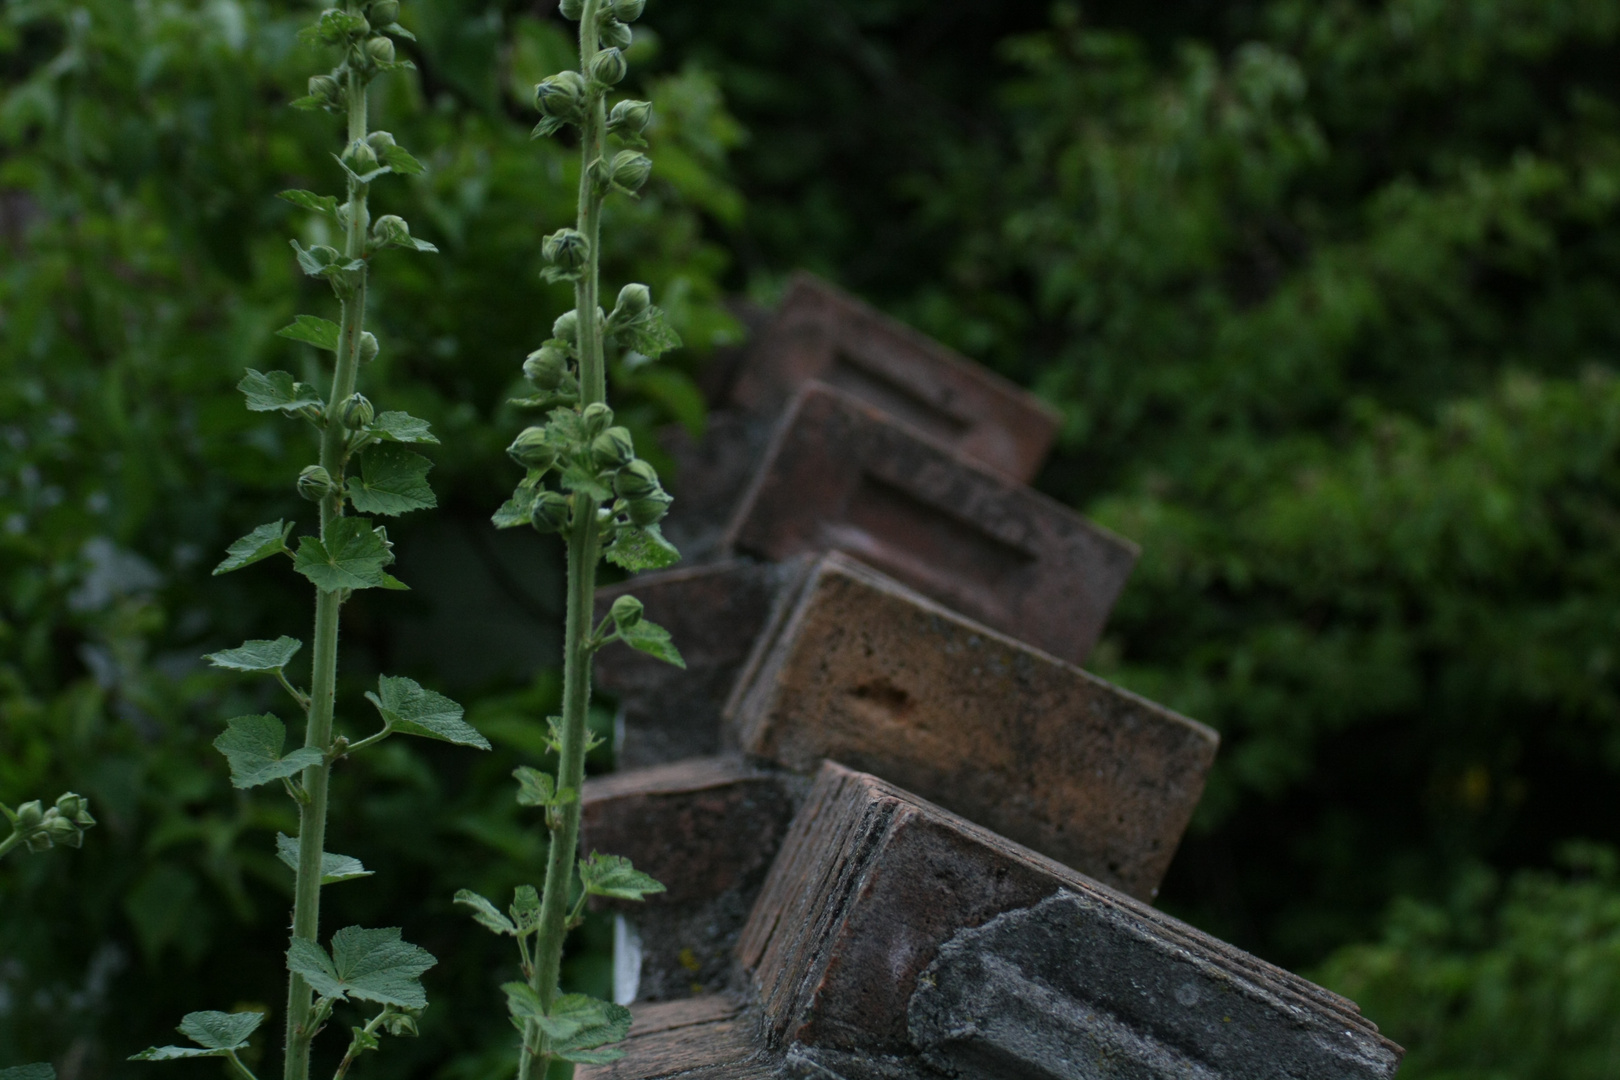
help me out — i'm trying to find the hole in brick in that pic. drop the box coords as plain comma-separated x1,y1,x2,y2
846,679,913,721
823,348,973,443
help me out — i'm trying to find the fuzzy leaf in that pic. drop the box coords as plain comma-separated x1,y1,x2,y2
535,995,632,1056
128,1046,227,1062
512,766,578,809
277,189,340,219
348,444,436,516
619,306,682,360
366,411,438,444
380,144,424,176
204,636,301,673
511,886,541,932
617,617,684,669
453,890,516,936
492,482,540,529
276,315,342,352
277,833,374,885
0,1067,55,1080
366,675,490,749
579,852,665,902
177,1011,263,1051
604,523,680,571
213,521,293,575
214,714,323,789
558,463,613,501
294,517,393,592
286,927,435,1009
239,369,323,414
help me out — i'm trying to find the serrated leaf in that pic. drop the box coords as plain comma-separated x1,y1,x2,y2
380,144,424,176
620,306,682,360
213,521,293,575
531,995,632,1053
558,463,613,501
214,715,323,789
579,852,666,902
604,523,681,571
453,890,516,936
332,153,392,187
617,617,684,669
239,369,323,414
511,885,541,932
366,411,438,444
286,926,436,1009
492,484,539,530
277,189,340,219
177,1010,264,1051
277,833,374,885
0,1066,56,1080
294,517,392,592
366,675,490,749
204,636,302,673
129,1046,227,1062
348,444,436,516
276,314,342,352
290,239,362,278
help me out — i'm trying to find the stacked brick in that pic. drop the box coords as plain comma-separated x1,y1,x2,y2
580,273,1403,1079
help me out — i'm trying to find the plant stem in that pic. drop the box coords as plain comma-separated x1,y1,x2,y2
0,830,21,861
284,17,371,1080
517,6,608,1078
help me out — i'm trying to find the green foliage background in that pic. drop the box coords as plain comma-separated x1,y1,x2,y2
3,0,1619,1077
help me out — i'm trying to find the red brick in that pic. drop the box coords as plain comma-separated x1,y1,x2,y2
573,996,772,1080
722,384,1138,664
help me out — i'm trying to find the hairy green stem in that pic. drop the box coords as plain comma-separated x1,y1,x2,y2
284,16,372,1080
0,830,21,861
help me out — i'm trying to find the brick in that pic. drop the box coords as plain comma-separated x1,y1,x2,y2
727,552,1216,900
581,757,800,1001
574,996,774,1080
595,560,808,769
722,384,1138,665
730,273,1060,482
739,763,1401,1078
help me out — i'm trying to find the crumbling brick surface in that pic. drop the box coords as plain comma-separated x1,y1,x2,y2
573,996,774,1080
723,384,1137,665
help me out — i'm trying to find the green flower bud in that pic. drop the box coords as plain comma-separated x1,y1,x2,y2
542,228,590,272
534,71,588,124
608,99,652,138
56,792,95,828
599,19,632,50
365,36,396,64
16,800,44,831
627,489,673,526
309,74,342,104
43,812,82,849
590,47,627,86
367,130,396,151
370,0,400,23
558,0,584,18
382,1011,419,1038
523,345,568,390
591,426,635,468
344,139,380,173
609,149,652,192
611,0,646,22
531,490,572,533
614,458,660,500
581,402,614,439
24,830,52,853
359,331,380,364
507,427,558,471
371,214,413,248
610,594,644,629
612,282,651,322
298,465,338,502
552,309,579,344
341,393,375,430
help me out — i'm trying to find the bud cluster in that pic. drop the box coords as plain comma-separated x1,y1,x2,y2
502,399,671,537
5,792,97,854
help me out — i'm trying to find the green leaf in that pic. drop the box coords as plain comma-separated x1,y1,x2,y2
617,617,685,669
204,636,302,673
177,1010,264,1051
366,675,491,749
453,889,517,936
290,239,362,279
492,481,540,529
277,833,374,885
286,926,436,1009
347,444,436,516
213,521,294,575
380,21,416,41
303,9,369,43
579,852,666,902
366,411,439,444
604,523,681,571
277,189,340,219
239,369,323,414
129,1046,226,1063
529,994,632,1055
0,1066,56,1080
380,144,424,176
276,314,342,352
214,715,323,789
620,305,682,360
294,517,393,592
558,462,613,501
511,886,541,932
512,766,577,809
502,981,544,1027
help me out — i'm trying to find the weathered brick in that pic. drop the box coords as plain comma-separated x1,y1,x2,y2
574,996,774,1080
727,552,1216,900
595,560,807,768
739,763,1401,1078
730,273,1061,482
581,757,801,1001
722,384,1138,665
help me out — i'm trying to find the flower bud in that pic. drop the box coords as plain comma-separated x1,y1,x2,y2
531,490,572,533
16,801,44,831
341,393,375,430
298,465,338,502
610,594,644,630
366,36,396,64
581,401,614,439
612,282,651,321
370,0,400,23
612,0,645,22
534,71,588,123
558,0,584,18
627,489,673,526
552,310,579,344
613,459,660,499
609,149,652,192
359,331,380,364
367,130,396,151
506,427,558,471
56,792,95,827
43,813,82,848
523,345,569,390
371,214,412,247
542,229,590,272
599,19,632,50
344,139,380,173
589,47,627,86
309,74,342,104
607,99,651,138
591,426,635,468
